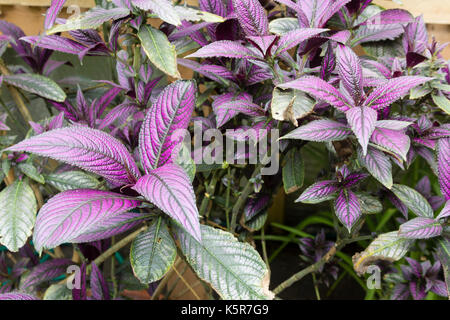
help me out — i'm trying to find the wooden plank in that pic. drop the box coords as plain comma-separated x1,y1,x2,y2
0,0,94,7
374,0,450,25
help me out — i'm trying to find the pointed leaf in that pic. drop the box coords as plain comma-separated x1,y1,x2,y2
0,180,36,252
358,9,413,26
278,76,352,111
32,190,142,253
177,224,273,299
391,184,434,218
232,0,269,36
186,40,261,60
18,163,45,184
271,88,315,125
139,80,195,172
351,24,404,46
282,147,304,194
296,180,338,204
47,7,130,34
133,164,201,242
353,231,413,275
90,262,110,300
435,238,450,298
138,25,180,79
21,35,87,57
0,292,38,300
274,28,327,55
336,45,363,103
21,259,72,290
45,171,100,192
3,74,66,102
334,189,361,231
432,94,450,115
437,138,450,200
130,218,176,284
44,0,67,30
398,217,442,239
280,119,352,142
268,17,299,35
370,127,410,162
363,76,431,110
346,106,377,155
436,200,450,220
7,127,140,186
358,146,393,189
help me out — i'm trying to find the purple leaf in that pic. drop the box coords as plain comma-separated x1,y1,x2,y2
232,0,269,36
132,0,180,26
133,164,201,242
0,292,38,300
436,200,450,220
0,113,9,131
375,120,412,131
300,0,350,27
177,59,235,85
7,127,140,186
90,262,110,300
98,103,138,130
391,184,434,218
0,21,31,58
33,190,142,253
20,35,87,56
342,172,368,188
278,76,352,111
437,138,450,200
358,9,413,26
406,52,427,68
296,180,339,204
199,0,227,17
403,15,428,54
186,40,261,60
346,106,377,155
398,217,442,239
21,259,72,290
363,76,431,110
244,194,270,220
247,35,277,56
274,28,327,55
336,44,363,103
334,189,361,231
72,262,87,300
280,119,352,142
352,24,404,46
358,146,393,189
45,0,67,30
212,92,264,127
370,127,410,161
139,81,195,173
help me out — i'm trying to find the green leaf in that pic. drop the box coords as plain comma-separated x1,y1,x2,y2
391,184,434,218
432,94,450,115
18,163,45,184
174,6,225,23
44,171,101,191
432,82,450,92
175,142,195,182
269,18,299,35
355,192,383,214
410,86,431,99
47,7,130,34
177,225,273,299
130,218,176,284
282,147,304,194
43,284,73,300
0,180,37,251
353,231,413,275
245,211,268,232
138,25,180,79
271,88,315,126
3,74,66,102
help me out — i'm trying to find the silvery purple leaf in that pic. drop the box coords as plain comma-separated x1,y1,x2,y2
280,119,352,142
346,106,378,155
7,127,140,186
300,0,350,27
133,0,181,26
273,28,327,55
247,35,277,56
0,292,38,300
98,103,138,130
232,0,269,36
177,59,235,86
244,194,270,221
199,0,227,17
186,40,261,60
334,189,361,231
358,146,393,189
133,164,201,242
69,29,104,47
437,138,450,200
44,0,67,30
406,52,427,68
278,76,352,111
364,76,431,110
386,191,408,219
398,217,442,239
0,20,31,58
342,172,368,188
358,9,413,27
21,258,72,290
0,113,9,131
351,24,404,46
296,180,338,204
403,15,428,54
436,200,450,220
370,127,410,162
212,92,264,127
72,262,87,300
139,80,195,173
20,35,87,56
375,120,412,130
90,262,110,300
328,30,351,44
336,44,363,103
33,190,142,253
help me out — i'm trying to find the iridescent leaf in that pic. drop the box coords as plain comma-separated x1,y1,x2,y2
391,184,434,218
398,217,442,239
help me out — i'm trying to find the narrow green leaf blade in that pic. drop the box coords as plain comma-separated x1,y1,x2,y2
3,74,66,102
282,147,304,194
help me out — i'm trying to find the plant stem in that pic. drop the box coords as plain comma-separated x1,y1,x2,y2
312,272,321,300
110,236,119,299
199,170,221,218
261,228,270,273
224,167,231,230
151,257,182,300
0,59,33,124
230,163,263,232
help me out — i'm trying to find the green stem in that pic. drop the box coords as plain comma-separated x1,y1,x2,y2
312,272,321,300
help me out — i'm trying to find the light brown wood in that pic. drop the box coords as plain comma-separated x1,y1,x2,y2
0,0,94,7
